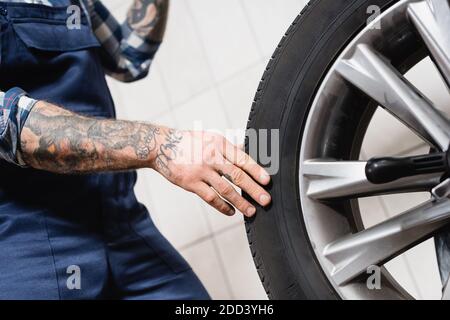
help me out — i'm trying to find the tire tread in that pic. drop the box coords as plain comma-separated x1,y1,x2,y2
244,0,318,299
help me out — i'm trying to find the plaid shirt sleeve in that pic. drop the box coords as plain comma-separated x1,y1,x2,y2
0,88,38,166
84,0,162,83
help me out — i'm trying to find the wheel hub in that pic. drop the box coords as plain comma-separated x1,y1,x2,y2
298,0,450,299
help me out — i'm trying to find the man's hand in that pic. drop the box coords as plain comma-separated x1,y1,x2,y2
150,129,271,217
20,101,271,217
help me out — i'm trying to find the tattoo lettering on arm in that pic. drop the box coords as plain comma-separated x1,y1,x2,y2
127,0,169,42
20,101,161,174
154,129,183,177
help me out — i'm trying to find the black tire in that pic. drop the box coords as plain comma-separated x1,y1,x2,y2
244,0,423,300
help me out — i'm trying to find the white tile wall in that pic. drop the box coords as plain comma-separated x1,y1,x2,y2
108,64,171,120
215,224,267,299
217,62,266,130
180,239,233,299
187,0,261,82
157,0,215,106
103,0,445,300
241,0,303,58
172,89,229,131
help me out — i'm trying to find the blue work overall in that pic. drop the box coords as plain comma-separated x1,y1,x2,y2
0,0,210,299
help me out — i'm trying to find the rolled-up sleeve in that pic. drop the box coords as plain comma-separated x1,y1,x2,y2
85,0,162,83
0,88,38,166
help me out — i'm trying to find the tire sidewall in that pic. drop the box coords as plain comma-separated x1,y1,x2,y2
245,0,401,300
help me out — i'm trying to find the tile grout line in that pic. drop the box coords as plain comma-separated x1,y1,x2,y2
238,0,266,59
183,0,238,130
181,1,242,299
153,58,265,122
178,220,244,252
202,215,238,300
154,56,177,112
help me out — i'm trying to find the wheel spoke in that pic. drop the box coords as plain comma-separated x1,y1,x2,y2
303,159,440,200
408,0,450,87
323,198,450,285
336,44,450,150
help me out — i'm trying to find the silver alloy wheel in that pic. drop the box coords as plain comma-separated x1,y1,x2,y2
299,0,450,299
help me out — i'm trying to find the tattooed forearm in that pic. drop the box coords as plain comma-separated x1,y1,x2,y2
20,101,163,174
127,0,169,42
154,129,183,177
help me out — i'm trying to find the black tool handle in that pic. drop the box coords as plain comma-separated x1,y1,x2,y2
365,153,447,184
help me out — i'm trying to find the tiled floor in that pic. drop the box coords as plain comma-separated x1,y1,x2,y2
103,0,448,300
